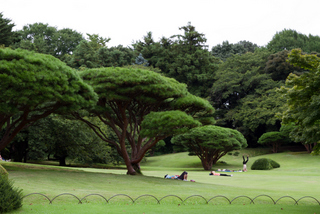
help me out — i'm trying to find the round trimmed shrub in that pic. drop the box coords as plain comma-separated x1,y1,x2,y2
269,159,280,168
0,168,23,213
251,158,280,170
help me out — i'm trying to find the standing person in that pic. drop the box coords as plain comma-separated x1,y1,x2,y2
243,155,249,172
209,171,233,177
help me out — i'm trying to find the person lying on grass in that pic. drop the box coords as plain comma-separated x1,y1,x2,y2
217,169,242,172
164,174,179,179
164,171,195,181
164,171,187,180
209,171,233,177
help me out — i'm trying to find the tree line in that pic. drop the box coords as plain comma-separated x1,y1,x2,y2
1,12,320,173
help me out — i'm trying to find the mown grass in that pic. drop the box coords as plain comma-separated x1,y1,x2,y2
2,149,320,213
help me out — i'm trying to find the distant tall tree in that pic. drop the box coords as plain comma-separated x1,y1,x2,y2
133,23,220,98
167,22,220,98
86,33,110,50
0,12,17,47
211,40,258,61
13,23,84,60
66,34,108,68
0,48,98,151
67,40,99,68
67,34,135,69
210,50,284,146
279,49,320,154
267,29,320,53
53,28,84,60
264,50,305,81
14,23,58,55
97,45,135,67
133,32,166,68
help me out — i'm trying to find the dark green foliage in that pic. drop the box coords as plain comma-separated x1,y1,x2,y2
264,50,305,81
251,158,280,170
279,49,320,155
0,165,8,179
133,23,220,98
287,124,319,153
233,151,240,156
258,130,291,153
141,111,202,138
0,48,98,151
267,29,320,53
97,45,135,67
75,66,214,175
67,40,98,68
211,50,272,116
67,40,134,69
211,40,258,61
66,33,135,69
0,13,17,47
0,173,23,213
54,28,84,61
210,50,284,146
269,159,280,168
171,125,247,170
13,23,84,60
20,115,116,166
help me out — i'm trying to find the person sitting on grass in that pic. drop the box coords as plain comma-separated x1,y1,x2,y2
177,171,188,181
209,171,233,177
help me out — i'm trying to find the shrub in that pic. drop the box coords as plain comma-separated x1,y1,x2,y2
0,168,23,213
269,159,280,168
0,165,8,179
251,158,280,170
233,151,240,156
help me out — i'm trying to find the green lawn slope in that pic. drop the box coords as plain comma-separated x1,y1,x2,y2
2,150,320,213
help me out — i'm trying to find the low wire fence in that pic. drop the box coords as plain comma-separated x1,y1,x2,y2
22,193,320,205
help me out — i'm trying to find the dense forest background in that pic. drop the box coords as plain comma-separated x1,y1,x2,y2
1,12,319,166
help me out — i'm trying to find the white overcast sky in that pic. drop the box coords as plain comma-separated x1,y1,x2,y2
1,0,320,49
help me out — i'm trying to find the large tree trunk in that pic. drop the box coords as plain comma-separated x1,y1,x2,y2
303,143,316,153
126,162,141,175
201,161,212,171
200,157,213,171
272,142,280,153
59,156,67,166
121,145,138,175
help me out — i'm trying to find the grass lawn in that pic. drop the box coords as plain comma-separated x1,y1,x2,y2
2,149,320,213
